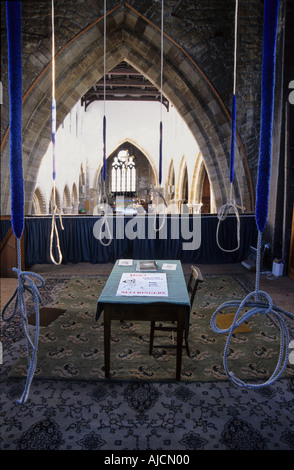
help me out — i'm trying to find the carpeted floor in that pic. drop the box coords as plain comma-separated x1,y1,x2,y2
7,273,294,383
1,271,294,451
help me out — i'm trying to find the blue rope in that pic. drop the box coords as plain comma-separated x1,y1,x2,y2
51,97,57,181
255,0,280,233
103,115,107,181
229,94,236,184
211,0,294,389
5,1,45,403
6,1,24,240
159,121,163,185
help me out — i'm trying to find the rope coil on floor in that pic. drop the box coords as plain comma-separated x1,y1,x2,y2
212,0,294,389
211,231,294,389
1,242,45,404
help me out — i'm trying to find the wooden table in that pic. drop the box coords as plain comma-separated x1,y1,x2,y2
96,260,191,380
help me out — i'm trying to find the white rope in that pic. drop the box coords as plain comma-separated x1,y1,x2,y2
160,0,163,116
97,0,112,247
216,199,245,252
233,0,238,96
216,0,244,253
103,0,106,117
50,0,64,265
50,183,64,263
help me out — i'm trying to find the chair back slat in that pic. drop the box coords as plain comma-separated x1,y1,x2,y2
187,265,203,306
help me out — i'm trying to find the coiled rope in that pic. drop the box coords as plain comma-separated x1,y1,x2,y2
211,231,294,389
49,0,64,265
211,0,294,389
2,241,45,404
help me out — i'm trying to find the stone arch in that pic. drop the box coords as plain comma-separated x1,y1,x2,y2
197,163,214,214
62,184,71,213
72,182,78,203
32,186,47,215
175,156,188,211
79,164,86,194
190,151,203,205
71,182,79,214
166,159,175,203
0,3,254,215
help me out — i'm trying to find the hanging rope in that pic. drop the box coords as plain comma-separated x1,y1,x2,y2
97,0,112,247
158,0,164,186
49,0,64,265
150,0,166,233
211,0,294,389
102,0,107,183
216,0,245,253
3,1,45,404
150,188,167,232
216,197,245,253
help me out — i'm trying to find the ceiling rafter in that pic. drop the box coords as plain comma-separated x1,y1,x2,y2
81,61,169,110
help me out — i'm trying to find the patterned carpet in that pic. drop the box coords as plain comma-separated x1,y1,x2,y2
1,273,294,450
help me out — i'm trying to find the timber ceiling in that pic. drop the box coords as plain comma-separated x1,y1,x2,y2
81,60,169,110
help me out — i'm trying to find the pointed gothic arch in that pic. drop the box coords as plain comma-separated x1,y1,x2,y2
166,159,175,203
32,186,47,215
0,3,254,215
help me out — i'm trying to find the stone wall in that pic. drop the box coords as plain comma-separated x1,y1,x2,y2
0,0,289,253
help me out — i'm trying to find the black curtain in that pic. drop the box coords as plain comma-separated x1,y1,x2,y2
15,215,258,267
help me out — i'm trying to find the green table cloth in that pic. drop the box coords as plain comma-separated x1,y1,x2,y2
96,259,191,321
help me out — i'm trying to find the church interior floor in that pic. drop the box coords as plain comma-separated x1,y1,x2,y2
2,262,292,314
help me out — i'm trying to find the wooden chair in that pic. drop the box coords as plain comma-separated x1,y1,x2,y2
149,265,204,357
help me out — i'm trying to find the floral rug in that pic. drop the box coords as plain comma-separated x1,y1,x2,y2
8,273,294,383
1,273,294,451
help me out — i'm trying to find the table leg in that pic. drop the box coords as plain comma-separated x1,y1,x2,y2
104,311,111,378
176,312,184,380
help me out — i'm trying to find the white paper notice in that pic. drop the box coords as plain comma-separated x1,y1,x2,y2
116,272,168,297
161,263,177,271
118,259,133,266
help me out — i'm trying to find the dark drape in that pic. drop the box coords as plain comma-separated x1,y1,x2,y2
10,215,258,267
